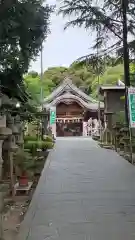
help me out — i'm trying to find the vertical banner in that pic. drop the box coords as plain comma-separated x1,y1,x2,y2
50,107,56,137
128,87,135,128
50,107,56,125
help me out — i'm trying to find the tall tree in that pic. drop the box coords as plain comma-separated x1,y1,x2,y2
0,0,53,101
58,0,135,56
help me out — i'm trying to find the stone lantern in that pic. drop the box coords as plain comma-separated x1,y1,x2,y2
4,114,18,152
0,95,13,180
0,94,14,240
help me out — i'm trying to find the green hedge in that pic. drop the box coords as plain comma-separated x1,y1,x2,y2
24,135,37,142
24,140,53,154
24,135,53,143
44,135,53,142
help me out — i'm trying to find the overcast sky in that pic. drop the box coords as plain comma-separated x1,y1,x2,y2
30,0,95,73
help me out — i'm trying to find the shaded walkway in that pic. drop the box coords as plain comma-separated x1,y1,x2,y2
18,137,135,240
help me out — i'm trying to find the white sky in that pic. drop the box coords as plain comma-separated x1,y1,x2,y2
30,0,95,73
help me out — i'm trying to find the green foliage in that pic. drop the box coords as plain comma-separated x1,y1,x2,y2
42,141,53,150
24,134,53,155
0,0,53,72
91,64,124,97
25,64,95,100
25,58,135,102
13,148,47,176
13,149,33,172
24,73,44,104
24,140,53,151
130,63,135,85
44,66,68,88
24,135,37,142
25,61,125,100
0,0,53,119
44,135,53,142
24,141,38,154
58,0,135,56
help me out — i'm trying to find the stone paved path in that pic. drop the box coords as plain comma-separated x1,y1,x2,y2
18,137,135,240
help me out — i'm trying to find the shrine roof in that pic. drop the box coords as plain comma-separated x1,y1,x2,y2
44,92,104,110
99,85,125,95
44,77,98,104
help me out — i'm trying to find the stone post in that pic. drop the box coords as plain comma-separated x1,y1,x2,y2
0,114,12,239
0,95,17,240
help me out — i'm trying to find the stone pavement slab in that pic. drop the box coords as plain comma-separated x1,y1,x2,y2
17,137,135,240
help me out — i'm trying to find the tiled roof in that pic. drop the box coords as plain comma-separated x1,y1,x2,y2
44,77,98,104
44,92,104,110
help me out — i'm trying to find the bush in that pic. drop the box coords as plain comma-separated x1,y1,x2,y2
13,149,33,174
24,141,38,155
24,140,53,154
13,149,46,177
24,135,37,142
44,135,53,142
41,141,53,150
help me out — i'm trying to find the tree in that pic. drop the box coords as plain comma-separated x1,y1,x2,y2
26,60,135,103
58,0,135,57
91,64,124,97
25,64,95,99
0,0,53,101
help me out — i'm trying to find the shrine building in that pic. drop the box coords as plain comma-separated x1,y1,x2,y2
43,78,104,137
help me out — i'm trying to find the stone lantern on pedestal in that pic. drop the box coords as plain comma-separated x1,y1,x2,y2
0,95,14,180
0,94,14,240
